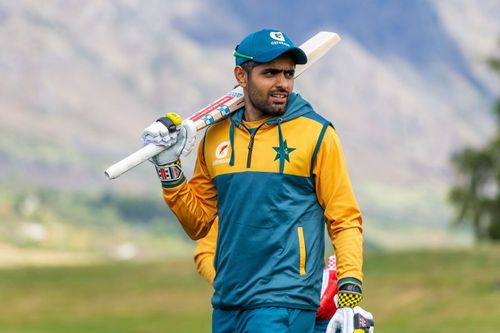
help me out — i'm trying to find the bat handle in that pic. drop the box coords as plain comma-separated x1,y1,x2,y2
104,144,165,180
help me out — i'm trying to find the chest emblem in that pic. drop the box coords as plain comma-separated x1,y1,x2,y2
215,141,231,159
212,141,231,166
273,140,296,163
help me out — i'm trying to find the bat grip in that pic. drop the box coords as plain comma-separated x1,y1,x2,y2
104,144,166,179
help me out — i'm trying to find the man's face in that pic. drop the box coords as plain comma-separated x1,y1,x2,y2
245,54,295,117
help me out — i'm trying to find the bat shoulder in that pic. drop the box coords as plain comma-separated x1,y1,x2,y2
204,117,232,138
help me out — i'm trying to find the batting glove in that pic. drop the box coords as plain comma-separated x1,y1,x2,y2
142,112,181,148
316,256,339,321
142,113,197,187
327,306,374,333
326,278,374,333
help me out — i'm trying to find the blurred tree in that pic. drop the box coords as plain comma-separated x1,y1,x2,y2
449,52,500,241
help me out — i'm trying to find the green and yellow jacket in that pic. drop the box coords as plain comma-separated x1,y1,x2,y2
163,93,363,311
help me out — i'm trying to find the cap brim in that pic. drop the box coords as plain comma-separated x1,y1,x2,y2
253,47,308,65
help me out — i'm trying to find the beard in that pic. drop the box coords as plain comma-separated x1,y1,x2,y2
246,80,289,117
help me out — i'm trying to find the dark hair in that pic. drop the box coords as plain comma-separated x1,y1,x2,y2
240,60,259,75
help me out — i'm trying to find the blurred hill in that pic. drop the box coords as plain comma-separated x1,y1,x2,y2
1,0,499,250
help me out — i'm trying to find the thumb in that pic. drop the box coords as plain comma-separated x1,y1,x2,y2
181,119,197,156
175,127,187,156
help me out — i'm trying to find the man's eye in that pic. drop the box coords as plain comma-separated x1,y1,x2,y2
284,70,295,78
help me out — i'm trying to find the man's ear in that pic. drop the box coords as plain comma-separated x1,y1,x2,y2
234,66,248,88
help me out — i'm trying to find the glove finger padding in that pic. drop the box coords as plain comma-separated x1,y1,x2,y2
327,307,374,333
327,307,354,333
143,113,198,188
142,121,179,147
150,126,185,166
142,112,198,166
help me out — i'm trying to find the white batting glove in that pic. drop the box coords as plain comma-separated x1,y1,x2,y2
142,113,196,187
143,112,183,146
327,305,374,333
142,113,197,166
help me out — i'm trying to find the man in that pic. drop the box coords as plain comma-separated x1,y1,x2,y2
143,29,373,332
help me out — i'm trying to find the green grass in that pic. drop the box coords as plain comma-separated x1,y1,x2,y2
0,246,499,332
0,261,213,333
362,245,500,332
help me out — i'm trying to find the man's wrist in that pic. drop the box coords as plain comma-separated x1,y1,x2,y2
155,160,185,188
338,277,362,287
337,279,363,308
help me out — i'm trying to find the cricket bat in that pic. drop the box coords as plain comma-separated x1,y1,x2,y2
105,31,340,180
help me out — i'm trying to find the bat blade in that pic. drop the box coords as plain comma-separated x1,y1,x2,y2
105,31,341,180
295,32,340,78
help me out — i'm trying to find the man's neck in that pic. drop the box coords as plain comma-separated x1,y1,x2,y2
243,104,266,122
244,112,266,122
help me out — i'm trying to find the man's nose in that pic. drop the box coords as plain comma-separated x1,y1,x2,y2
275,73,292,89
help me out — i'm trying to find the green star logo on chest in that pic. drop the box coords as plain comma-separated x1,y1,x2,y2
273,140,296,163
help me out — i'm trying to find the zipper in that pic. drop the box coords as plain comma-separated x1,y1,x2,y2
297,226,307,276
241,122,266,168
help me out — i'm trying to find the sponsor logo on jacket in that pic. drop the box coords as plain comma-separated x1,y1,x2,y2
213,141,231,165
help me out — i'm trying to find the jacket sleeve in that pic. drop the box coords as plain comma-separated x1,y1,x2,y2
312,125,364,283
194,217,218,284
161,138,218,240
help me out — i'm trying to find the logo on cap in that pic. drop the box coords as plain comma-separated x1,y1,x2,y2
270,31,285,42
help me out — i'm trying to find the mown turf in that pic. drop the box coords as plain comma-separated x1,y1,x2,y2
0,260,213,333
362,245,500,332
0,246,499,332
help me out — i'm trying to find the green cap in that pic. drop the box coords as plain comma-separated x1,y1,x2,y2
234,29,308,66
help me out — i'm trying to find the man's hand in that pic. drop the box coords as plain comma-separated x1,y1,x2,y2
142,113,196,187
327,306,374,333
326,278,374,332
142,113,197,166
316,256,339,320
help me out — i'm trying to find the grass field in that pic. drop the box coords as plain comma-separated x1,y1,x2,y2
0,246,499,332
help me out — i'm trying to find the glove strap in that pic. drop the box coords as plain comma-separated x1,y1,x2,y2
337,282,363,308
156,112,183,133
155,160,185,188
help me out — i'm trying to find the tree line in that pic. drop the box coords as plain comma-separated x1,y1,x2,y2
449,50,500,241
